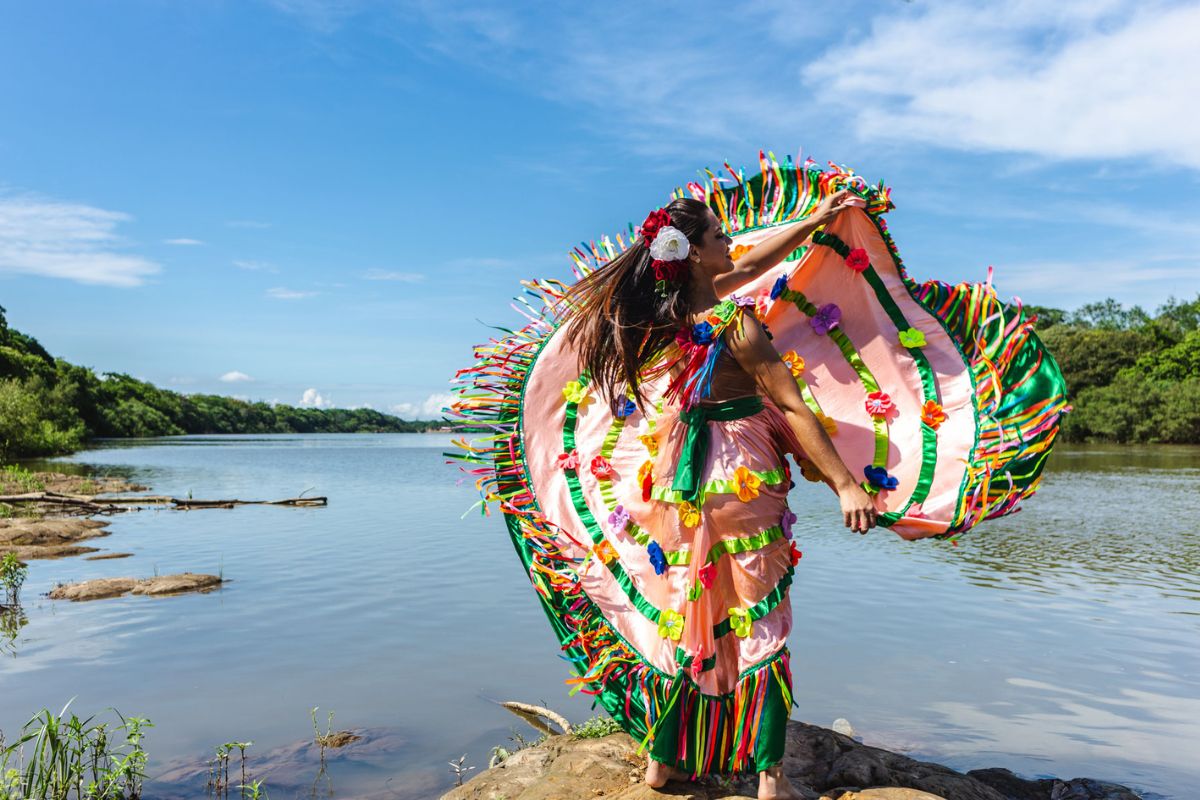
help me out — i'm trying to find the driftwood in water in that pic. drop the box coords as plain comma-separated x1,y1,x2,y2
0,491,326,513
500,701,573,736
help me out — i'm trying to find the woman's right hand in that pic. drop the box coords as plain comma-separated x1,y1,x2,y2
837,482,878,534
813,189,866,226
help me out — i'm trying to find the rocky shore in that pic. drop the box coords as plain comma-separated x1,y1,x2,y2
440,721,1141,800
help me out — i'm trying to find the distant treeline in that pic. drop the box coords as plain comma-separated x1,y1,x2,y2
0,305,443,462
1028,296,1200,444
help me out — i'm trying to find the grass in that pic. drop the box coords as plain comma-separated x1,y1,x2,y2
0,466,44,494
571,715,622,739
1,552,27,608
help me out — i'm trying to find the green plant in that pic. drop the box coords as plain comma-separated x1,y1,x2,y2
0,465,44,494
76,480,98,496
571,715,622,739
0,702,153,800
1,552,27,607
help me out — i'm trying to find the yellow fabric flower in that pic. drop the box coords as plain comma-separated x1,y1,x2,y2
797,458,825,483
658,609,684,641
593,540,617,564
730,243,755,260
678,501,700,528
639,433,659,457
728,607,752,638
782,350,805,377
817,412,838,436
733,466,761,502
562,380,589,405
898,327,927,348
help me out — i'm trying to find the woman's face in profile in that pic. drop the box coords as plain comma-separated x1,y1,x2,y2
689,209,735,276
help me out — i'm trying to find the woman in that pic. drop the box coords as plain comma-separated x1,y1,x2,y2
561,189,878,799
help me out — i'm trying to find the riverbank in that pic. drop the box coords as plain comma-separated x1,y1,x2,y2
443,721,1142,800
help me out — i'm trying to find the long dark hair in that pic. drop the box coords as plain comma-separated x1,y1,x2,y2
560,197,712,409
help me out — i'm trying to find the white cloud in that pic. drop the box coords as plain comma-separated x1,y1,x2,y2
804,1,1200,169
389,392,453,420
300,387,331,407
219,371,254,383
267,286,318,299
362,268,425,282
234,259,280,273
0,192,160,287
164,238,204,246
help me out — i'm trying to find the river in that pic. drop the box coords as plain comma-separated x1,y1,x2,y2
4,436,1197,799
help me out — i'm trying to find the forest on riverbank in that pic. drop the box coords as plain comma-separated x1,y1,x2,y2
0,305,442,461
1,293,1197,462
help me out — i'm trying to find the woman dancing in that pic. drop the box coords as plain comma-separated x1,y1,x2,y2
561,190,877,798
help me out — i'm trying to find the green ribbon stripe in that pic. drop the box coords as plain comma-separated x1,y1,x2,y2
780,287,889,467
808,230,941,526
796,376,823,415
650,467,788,505
665,525,786,567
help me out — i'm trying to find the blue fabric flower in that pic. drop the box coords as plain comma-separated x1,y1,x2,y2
770,273,789,300
615,397,636,418
647,541,668,575
691,321,714,346
863,465,899,491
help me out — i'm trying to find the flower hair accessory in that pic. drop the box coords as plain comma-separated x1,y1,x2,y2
641,208,690,296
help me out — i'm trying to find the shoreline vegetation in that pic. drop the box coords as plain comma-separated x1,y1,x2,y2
3,295,1199,464
0,305,445,464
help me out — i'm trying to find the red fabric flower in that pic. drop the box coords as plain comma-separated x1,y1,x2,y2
845,248,870,272
652,259,686,282
555,449,579,470
590,455,614,479
640,209,672,243
789,542,803,565
698,562,716,589
864,391,894,418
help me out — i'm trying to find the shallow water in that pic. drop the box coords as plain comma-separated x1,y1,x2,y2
4,437,1197,799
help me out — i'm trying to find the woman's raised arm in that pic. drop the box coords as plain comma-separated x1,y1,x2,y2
712,190,865,298
726,313,878,534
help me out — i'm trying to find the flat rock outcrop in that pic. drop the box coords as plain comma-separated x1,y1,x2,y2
48,573,223,601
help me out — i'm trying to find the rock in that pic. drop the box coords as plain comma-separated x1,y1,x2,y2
0,518,110,559
48,578,137,601
832,719,857,738
85,552,134,560
48,573,223,601
440,722,1142,800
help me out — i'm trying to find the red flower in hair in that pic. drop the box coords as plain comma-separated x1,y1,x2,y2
652,259,686,282
641,209,672,243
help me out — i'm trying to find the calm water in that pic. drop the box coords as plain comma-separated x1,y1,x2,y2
4,436,1198,799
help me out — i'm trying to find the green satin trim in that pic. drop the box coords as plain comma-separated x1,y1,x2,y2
713,567,793,638
650,467,788,505
665,525,785,566
671,396,764,504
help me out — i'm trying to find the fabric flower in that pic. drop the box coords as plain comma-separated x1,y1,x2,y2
614,398,637,419
698,562,716,589
770,273,789,300
816,412,838,436
678,501,701,528
864,391,893,418
555,449,579,470
658,608,684,640
590,455,615,479
640,208,671,243
607,505,631,535
898,327,927,348
594,540,618,564
733,466,761,502
562,380,589,404
755,292,771,321
864,465,899,491
730,243,754,260
781,509,797,539
789,542,803,566
647,541,668,576
782,350,805,377
652,259,686,282
730,293,756,308
649,226,691,261
691,321,714,346
728,607,752,638
845,248,870,272
810,303,841,335
921,400,946,429
638,460,654,502
797,458,824,483
638,433,659,457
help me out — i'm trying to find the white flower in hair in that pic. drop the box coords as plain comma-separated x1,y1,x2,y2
649,226,690,261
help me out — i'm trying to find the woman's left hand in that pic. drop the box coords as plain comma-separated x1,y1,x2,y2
813,189,866,225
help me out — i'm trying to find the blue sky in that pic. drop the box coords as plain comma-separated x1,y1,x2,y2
1,1,1197,417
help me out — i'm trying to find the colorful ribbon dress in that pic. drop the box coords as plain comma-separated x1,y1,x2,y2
450,154,1067,777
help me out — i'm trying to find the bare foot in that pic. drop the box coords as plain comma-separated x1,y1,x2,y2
644,758,680,788
758,763,803,800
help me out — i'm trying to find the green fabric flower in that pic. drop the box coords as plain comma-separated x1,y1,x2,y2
562,380,589,404
728,607,752,638
658,609,684,641
898,327,927,348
